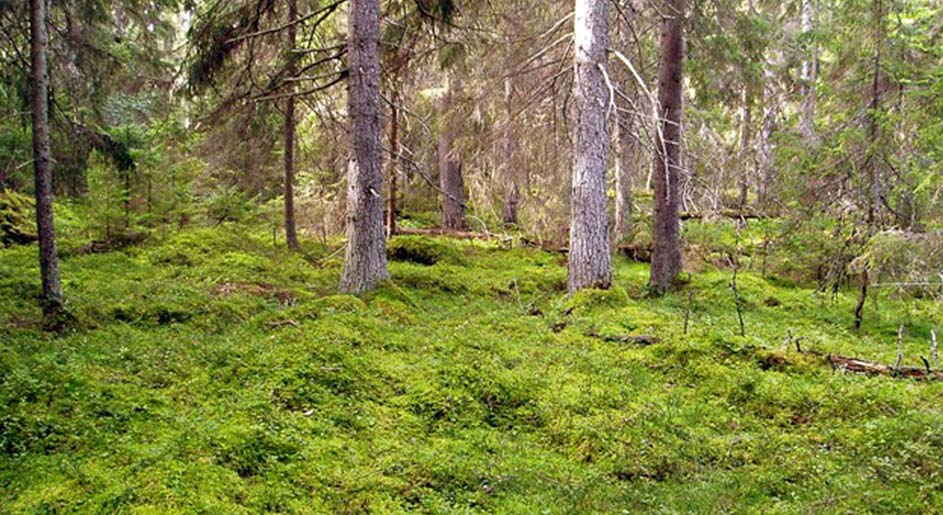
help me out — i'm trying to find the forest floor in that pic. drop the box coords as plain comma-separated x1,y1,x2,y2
2,225,943,514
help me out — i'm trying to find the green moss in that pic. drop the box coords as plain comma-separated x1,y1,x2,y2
387,235,468,266
3,226,943,513
565,287,630,312
0,190,37,246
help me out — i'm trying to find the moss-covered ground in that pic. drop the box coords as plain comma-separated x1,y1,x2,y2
2,225,942,514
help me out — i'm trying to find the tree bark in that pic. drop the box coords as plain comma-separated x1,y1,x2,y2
283,0,300,250
339,0,389,294
437,73,468,230
649,0,685,294
29,0,64,317
568,0,612,292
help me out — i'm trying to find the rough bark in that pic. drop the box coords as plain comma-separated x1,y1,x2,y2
649,0,685,294
283,0,299,250
29,0,64,316
568,0,612,292
339,0,389,294
437,73,468,230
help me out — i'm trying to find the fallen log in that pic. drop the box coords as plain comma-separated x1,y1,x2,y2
395,227,501,241
827,354,943,380
680,209,767,221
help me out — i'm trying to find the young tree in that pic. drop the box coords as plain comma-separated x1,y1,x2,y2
437,72,468,230
339,0,389,294
649,0,685,293
283,0,300,251
29,0,64,318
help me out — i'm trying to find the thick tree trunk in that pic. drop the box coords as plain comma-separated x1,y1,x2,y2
339,0,389,294
437,74,468,230
649,0,685,294
29,0,64,317
283,0,299,250
568,0,612,292
799,0,817,143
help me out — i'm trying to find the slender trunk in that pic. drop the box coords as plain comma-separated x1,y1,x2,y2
501,74,520,226
866,0,884,228
501,29,520,226
737,83,751,209
612,16,635,245
283,0,299,250
649,0,685,294
387,89,398,236
799,0,817,142
29,0,63,317
759,59,776,209
437,73,467,230
339,0,388,294
568,0,612,292
613,109,634,243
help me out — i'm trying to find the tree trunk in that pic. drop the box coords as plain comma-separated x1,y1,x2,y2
339,0,389,294
866,0,884,228
501,74,520,226
649,0,685,294
568,0,612,292
799,0,817,143
29,0,64,317
437,73,468,230
283,0,299,250
387,88,399,236
737,83,751,209
613,108,634,243
758,59,776,209
611,15,635,245
501,29,520,226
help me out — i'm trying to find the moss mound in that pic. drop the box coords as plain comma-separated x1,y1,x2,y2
0,191,37,246
387,235,468,266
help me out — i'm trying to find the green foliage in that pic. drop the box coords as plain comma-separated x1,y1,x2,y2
3,228,943,513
